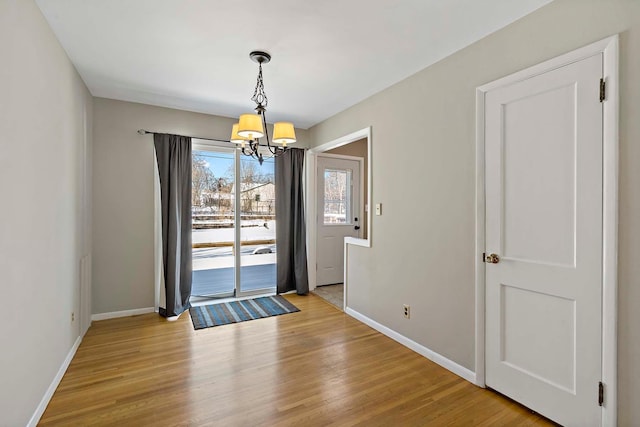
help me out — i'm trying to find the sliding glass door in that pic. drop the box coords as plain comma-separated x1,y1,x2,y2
190,141,276,299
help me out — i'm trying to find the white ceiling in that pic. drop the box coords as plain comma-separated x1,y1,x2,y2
36,0,551,129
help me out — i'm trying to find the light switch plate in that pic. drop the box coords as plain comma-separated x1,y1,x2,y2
375,203,382,216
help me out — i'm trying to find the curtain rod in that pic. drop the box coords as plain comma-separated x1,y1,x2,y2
138,129,307,151
137,129,230,143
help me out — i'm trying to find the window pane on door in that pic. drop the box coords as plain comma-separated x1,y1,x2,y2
191,148,235,298
239,155,276,294
324,168,352,224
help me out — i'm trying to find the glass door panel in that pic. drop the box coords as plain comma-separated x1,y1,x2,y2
324,168,352,224
239,155,277,295
191,145,236,298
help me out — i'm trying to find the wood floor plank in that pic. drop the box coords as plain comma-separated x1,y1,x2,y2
39,294,553,426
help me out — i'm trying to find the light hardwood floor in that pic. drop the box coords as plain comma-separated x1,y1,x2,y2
40,294,553,426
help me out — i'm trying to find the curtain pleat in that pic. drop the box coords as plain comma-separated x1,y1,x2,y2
154,133,192,317
275,148,309,294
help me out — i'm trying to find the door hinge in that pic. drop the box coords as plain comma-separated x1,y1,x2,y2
600,78,606,102
598,381,604,406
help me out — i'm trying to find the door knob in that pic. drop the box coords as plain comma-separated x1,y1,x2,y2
354,225,361,230
485,253,500,264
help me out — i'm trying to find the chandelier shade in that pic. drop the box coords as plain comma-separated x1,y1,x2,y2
230,123,249,144
237,113,264,139
273,122,296,146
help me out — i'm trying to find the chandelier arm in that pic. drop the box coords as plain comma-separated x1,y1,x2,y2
261,111,271,147
259,110,283,157
267,139,282,156
243,141,258,158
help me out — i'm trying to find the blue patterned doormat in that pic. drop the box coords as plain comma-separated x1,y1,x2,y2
189,295,300,330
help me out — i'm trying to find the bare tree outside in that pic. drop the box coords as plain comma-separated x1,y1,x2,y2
227,159,273,186
192,153,217,207
324,169,350,223
238,157,275,215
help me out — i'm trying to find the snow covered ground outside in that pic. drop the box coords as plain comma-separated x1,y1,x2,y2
192,220,276,244
192,220,276,270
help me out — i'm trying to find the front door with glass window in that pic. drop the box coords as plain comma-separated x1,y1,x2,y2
190,141,276,299
316,155,361,286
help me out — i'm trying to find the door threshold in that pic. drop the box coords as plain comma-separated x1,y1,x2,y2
189,292,277,307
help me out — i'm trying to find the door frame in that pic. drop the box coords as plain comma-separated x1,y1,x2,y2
474,35,618,426
306,127,372,309
166,139,278,302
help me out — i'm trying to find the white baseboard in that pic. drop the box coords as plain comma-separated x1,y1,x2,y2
345,307,477,384
91,307,155,321
27,335,82,427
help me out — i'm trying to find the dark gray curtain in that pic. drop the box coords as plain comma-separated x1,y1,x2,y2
275,148,309,294
154,133,192,317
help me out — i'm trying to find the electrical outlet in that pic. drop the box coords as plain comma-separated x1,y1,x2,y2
403,304,410,319
71,312,75,322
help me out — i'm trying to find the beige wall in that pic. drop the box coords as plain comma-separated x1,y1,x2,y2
326,138,368,238
309,0,639,423
92,98,310,314
0,1,93,424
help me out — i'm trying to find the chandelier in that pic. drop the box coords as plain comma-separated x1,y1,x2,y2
230,51,296,164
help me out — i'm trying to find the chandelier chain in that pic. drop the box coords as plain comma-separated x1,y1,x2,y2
251,63,268,108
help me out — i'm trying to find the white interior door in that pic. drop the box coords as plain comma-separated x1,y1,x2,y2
484,53,603,426
316,156,361,286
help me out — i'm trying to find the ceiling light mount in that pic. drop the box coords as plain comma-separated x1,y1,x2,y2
249,51,271,64
231,51,296,165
